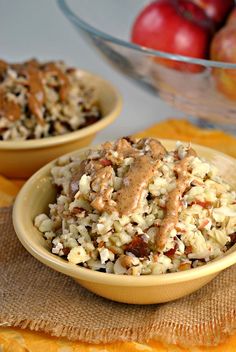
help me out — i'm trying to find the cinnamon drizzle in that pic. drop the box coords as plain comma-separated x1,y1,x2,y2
116,155,157,216
0,89,21,122
0,59,70,124
116,138,166,216
156,148,197,251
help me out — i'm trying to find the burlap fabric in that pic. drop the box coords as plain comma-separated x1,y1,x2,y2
1,207,236,346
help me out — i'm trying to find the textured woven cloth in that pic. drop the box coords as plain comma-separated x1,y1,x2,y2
0,206,236,347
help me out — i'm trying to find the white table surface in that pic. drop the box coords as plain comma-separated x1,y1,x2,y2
0,0,182,144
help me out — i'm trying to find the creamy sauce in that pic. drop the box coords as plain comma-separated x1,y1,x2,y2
148,138,166,159
116,138,139,159
115,139,166,216
156,148,197,250
116,155,156,216
27,63,45,125
0,89,21,121
0,59,70,124
43,62,69,102
0,60,8,77
90,166,115,213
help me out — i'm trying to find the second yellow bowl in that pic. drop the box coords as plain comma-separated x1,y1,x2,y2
0,70,122,178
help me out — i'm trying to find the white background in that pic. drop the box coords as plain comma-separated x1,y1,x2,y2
0,0,182,143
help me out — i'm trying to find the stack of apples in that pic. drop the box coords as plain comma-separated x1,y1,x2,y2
131,0,236,98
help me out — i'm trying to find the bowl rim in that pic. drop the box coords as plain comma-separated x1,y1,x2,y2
57,0,236,70
13,139,236,287
0,69,122,150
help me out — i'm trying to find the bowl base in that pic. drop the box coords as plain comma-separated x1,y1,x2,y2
74,272,218,305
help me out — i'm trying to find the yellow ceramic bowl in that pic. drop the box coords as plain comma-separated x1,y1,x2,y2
0,70,122,178
13,140,236,304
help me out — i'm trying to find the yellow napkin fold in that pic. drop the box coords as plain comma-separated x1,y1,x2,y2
135,119,236,158
0,327,236,352
0,175,24,207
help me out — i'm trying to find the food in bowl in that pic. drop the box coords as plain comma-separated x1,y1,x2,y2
34,138,236,275
0,59,101,140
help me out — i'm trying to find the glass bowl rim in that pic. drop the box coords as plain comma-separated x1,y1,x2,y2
58,0,236,69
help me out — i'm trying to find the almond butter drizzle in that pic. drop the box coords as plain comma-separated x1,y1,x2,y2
43,62,69,102
0,59,21,121
0,89,21,121
115,139,166,216
137,138,166,159
156,148,197,251
0,60,8,77
115,138,139,159
0,59,70,124
26,62,45,125
149,139,167,159
116,155,157,216
90,166,116,213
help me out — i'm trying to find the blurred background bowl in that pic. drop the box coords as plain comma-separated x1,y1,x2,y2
0,70,122,179
58,0,236,131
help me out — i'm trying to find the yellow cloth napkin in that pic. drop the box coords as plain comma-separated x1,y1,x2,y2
135,119,236,158
0,176,24,207
0,327,236,352
1,118,236,351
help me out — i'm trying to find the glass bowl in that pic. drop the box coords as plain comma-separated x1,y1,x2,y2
58,0,236,130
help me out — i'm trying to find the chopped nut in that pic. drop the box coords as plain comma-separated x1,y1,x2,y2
179,262,191,271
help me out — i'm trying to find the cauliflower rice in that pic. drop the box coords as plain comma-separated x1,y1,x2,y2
35,138,236,275
0,59,101,140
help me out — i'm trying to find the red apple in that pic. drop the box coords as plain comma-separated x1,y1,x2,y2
226,7,236,26
211,23,236,100
191,0,234,27
131,0,214,72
